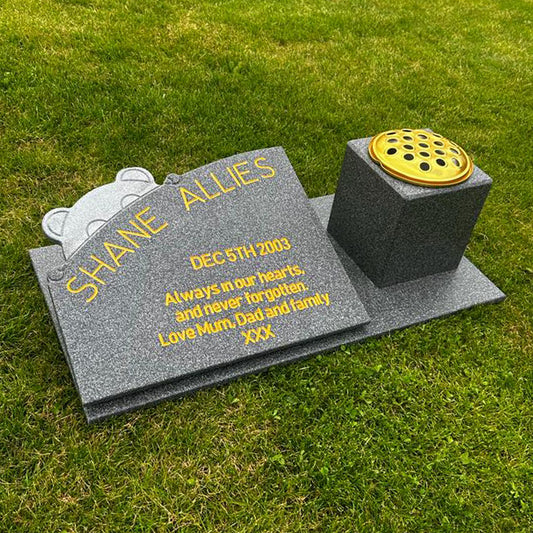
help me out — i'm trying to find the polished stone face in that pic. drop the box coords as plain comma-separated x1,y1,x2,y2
33,147,369,417
328,137,493,287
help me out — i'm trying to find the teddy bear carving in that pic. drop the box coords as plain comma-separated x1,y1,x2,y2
42,167,158,259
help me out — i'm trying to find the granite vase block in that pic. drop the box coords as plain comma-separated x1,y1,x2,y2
327,137,492,287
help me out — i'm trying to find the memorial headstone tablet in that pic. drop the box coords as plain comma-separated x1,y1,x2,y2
41,148,370,419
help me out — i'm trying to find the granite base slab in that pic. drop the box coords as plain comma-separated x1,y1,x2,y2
30,194,505,423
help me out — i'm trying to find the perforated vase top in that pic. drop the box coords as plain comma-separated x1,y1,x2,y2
368,129,473,187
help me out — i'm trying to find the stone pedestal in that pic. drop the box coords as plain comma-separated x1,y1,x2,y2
327,137,492,287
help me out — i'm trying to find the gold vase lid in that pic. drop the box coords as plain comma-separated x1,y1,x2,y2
368,129,473,187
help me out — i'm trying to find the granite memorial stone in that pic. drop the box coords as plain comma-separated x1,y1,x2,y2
30,134,505,422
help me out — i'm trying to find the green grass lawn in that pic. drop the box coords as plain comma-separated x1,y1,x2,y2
1,0,532,530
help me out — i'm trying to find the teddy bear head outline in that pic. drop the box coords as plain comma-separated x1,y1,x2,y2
42,167,158,259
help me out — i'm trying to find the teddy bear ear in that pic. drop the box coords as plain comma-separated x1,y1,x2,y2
42,207,70,243
115,167,155,184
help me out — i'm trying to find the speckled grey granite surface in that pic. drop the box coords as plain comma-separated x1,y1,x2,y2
30,194,504,423
31,148,370,420
29,151,505,423
328,137,492,287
